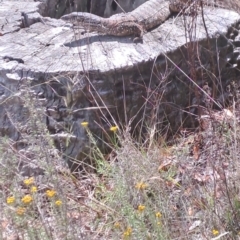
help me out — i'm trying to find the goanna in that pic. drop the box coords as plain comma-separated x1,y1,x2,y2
61,0,173,38
61,0,237,38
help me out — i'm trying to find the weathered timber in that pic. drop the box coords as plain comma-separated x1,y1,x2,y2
1,0,240,171
61,0,240,39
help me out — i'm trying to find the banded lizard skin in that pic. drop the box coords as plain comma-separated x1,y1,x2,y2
61,0,172,38
61,0,240,38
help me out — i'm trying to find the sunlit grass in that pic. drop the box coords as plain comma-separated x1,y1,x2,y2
1,80,240,240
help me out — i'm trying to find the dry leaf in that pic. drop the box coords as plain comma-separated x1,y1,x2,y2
194,173,210,184
193,145,200,160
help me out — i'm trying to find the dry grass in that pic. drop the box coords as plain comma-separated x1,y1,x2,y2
1,94,240,240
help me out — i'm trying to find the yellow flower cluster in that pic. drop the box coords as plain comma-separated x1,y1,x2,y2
55,200,62,206
155,211,162,226
46,189,56,198
23,177,34,186
6,194,31,216
6,178,62,217
81,121,89,127
212,229,219,236
16,207,26,215
155,212,162,218
23,177,38,193
138,204,145,212
110,126,118,132
31,186,38,193
21,195,33,204
45,190,62,206
6,194,32,216
123,227,132,238
135,182,148,190
7,196,15,204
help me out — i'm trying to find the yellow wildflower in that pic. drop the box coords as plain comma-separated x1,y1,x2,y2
23,177,34,186
110,126,118,132
135,182,148,190
46,189,56,198
30,186,37,193
55,200,62,206
138,204,146,212
157,221,161,226
21,195,33,204
123,227,132,238
114,222,121,228
6,196,15,204
155,212,162,218
81,122,89,127
16,207,26,215
212,229,219,236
